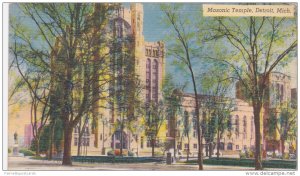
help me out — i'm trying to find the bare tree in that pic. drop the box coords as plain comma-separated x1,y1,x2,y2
161,4,204,170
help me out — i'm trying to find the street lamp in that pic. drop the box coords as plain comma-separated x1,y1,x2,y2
100,114,108,155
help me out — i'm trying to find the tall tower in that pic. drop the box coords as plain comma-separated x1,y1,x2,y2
131,3,144,48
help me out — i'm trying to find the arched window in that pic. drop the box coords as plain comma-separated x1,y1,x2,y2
243,116,247,139
251,116,254,139
152,59,159,103
146,59,151,103
219,142,225,150
235,115,239,137
227,143,233,150
228,115,232,130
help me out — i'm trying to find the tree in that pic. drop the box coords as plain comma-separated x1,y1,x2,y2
181,110,192,161
201,67,234,159
144,100,167,157
202,15,297,169
268,102,297,156
11,3,120,165
161,4,204,170
10,36,51,157
163,74,185,159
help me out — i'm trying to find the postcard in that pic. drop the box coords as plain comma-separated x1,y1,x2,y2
2,1,298,175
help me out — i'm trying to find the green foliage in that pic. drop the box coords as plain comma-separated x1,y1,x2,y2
239,152,247,159
107,150,114,156
8,148,12,154
283,153,289,160
30,125,51,153
154,151,164,157
19,148,35,156
128,151,135,157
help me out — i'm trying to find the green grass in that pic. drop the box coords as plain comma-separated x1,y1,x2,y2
182,158,296,169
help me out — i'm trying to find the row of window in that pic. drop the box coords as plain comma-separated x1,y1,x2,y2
145,48,159,58
177,143,198,150
74,137,90,146
218,143,248,151
146,59,159,103
140,136,161,149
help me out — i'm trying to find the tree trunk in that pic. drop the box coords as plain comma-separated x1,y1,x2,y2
253,103,263,170
120,129,123,156
209,142,213,159
217,130,220,160
280,138,285,157
36,138,40,157
62,126,73,165
152,138,155,157
77,133,82,156
48,123,54,160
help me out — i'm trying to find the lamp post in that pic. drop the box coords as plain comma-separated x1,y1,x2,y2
100,114,108,155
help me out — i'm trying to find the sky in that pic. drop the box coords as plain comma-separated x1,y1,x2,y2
9,3,298,94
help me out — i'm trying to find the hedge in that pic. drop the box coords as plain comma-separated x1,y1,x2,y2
19,149,35,156
184,158,296,169
71,156,164,163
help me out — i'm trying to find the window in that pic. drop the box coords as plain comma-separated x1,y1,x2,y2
82,137,90,146
193,117,197,130
243,116,247,139
116,21,123,38
177,142,182,150
219,142,225,150
100,134,103,141
146,59,151,103
184,143,189,149
193,144,197,149
74,137,78,146
251,116,254,139
141,136,144,149
227,143,233,150
184,111,189,128
147,137,152,148
152,59,159,103
193,130,197,138
236,145,239,150
228,115,232,130
235,115,239,137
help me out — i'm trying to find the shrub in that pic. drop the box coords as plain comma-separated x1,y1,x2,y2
19,148,35,156
248,150,254,158
283,153,289,160
154,151,164,157
239,152,246,159
128,151,135,157
107,150,114,156
8,148,11,154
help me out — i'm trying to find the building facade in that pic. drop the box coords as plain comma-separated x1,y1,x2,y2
69,3,166,156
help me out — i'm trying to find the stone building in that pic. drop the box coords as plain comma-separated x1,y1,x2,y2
168,93,255,157
69,3,166,156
